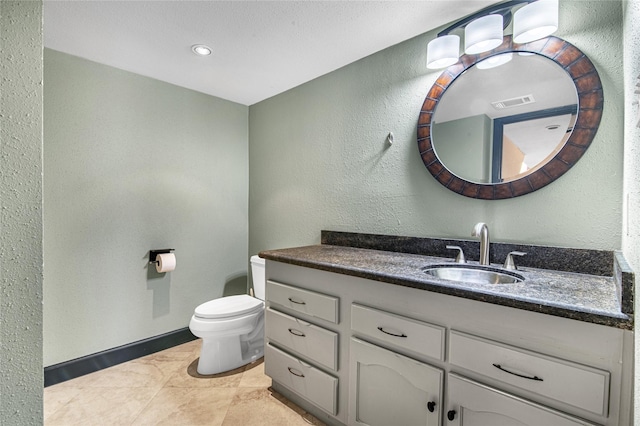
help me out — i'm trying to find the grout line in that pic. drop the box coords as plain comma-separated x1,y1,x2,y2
219,387,242,426
128,386,165,426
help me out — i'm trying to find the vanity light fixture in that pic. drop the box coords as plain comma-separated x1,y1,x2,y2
426,0,559,69
513,0,559,43
426,35,460,69
191,44,212,56
465,14,503,54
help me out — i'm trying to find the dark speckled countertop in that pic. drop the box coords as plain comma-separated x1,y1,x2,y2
259,231,634,330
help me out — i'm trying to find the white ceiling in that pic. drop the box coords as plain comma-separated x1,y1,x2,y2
43,0,499,106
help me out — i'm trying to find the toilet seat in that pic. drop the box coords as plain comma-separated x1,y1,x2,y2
194,294,263,320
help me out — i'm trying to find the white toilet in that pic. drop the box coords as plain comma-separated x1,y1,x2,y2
189,255,266,375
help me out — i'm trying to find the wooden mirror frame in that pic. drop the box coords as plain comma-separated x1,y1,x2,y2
417,35,603,200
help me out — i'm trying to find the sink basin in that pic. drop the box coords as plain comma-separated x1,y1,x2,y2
423,264,524,285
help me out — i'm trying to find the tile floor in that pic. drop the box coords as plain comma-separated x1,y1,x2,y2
44,339,325,425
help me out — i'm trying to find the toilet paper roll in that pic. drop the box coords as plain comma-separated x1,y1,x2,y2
156,253,176,273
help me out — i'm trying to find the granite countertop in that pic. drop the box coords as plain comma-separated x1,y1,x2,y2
260,243,633,330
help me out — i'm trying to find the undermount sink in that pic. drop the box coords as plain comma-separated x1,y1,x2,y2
423,264,524,285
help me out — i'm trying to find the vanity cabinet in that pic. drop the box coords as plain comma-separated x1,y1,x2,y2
263,260,632,426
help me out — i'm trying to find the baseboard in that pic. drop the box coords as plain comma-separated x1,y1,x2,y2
44,327,197,387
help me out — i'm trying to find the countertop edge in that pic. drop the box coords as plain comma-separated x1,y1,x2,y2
260,246,633,331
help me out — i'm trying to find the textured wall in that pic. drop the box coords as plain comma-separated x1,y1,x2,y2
622,0,640,421
44,50,249,366
248,0,624,258
0,1,44,423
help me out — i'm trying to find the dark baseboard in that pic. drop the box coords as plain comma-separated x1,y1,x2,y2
44,327,197,387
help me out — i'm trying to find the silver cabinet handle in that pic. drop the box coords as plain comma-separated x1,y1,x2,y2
288,328,305,337
377,326,407,338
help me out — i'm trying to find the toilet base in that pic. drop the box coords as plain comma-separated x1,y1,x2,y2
196,332,264,375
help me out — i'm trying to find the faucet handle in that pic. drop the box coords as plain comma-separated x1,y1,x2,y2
446,245,466,264
503,251,526,270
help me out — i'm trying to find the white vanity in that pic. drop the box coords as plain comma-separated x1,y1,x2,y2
260,237,634,426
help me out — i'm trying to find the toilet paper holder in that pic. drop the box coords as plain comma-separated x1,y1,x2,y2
149,249,174,265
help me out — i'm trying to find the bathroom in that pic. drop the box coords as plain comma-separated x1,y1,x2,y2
1,0,639,424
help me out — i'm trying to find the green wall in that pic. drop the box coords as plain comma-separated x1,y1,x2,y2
0,1,44,423
43,50,249,366
249,0,624,257
622,0,640,421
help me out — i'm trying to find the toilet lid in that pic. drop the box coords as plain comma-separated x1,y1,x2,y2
194,295,263,319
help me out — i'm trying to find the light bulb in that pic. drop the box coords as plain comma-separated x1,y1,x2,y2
191,44,212,56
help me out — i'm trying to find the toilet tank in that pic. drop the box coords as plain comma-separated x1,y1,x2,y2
250,255,266,300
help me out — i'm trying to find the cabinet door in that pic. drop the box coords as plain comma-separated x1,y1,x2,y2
446,374,597,426
349,338,443,426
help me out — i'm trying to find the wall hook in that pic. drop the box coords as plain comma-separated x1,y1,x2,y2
387,132,394,146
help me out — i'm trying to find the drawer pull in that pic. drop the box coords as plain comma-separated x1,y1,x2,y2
287,297,306,305
427,401,436,413
492,363,543,381
447,410,456,421
377,326,407,338
288,328,306,337
287,367,305,378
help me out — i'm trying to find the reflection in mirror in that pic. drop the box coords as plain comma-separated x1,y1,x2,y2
418,36,603,200
431,52,578,184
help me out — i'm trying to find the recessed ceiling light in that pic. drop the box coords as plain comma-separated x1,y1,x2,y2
191,44,212,56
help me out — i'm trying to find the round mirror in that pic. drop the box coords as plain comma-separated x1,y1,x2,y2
418,36,603,200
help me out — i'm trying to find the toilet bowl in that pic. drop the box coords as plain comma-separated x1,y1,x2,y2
189,255,266,375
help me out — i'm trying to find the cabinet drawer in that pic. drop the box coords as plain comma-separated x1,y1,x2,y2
351,304,445,361
267,280,339,323
265,308,338,371
449,330,610,417
265,343,338,415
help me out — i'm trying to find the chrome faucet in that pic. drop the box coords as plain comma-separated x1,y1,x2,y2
472,222,490,265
